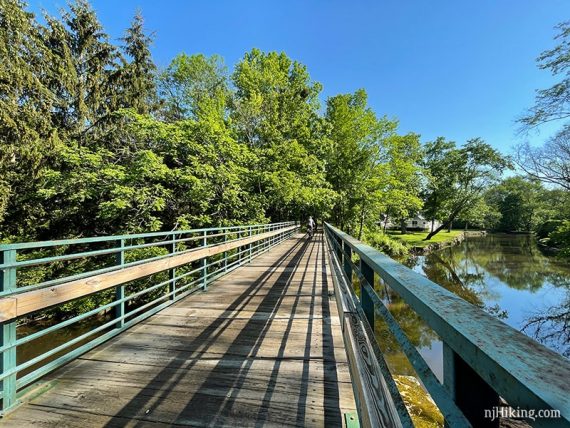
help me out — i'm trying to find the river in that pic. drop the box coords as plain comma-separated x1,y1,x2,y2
379,233,570,383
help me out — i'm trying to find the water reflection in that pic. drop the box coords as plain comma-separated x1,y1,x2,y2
377,234,570,382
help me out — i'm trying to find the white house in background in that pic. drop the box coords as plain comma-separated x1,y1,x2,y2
382,214,441,232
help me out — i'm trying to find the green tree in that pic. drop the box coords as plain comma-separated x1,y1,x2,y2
231,49,324,150
485,177,545,232
324,91,423,237
0,0,58,239
324,90,394,231
231,49,334,221
380,133,423,234
41,0,119,142
118,11,156,115
158,53,228,121
520,21,570,129
422,138,511,240
457,197,500,230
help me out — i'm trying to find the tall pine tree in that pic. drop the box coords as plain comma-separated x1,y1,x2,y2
118,11,156,115
41,0,119,143
0,0,56,237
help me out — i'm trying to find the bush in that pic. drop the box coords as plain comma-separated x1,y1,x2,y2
363,231,409,257
547,220,570,256
535,219,563,240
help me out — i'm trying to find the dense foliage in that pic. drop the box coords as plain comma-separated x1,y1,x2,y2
0,0,427,246
1,0,567,255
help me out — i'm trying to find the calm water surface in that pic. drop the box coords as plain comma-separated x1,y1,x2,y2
378,234,570,381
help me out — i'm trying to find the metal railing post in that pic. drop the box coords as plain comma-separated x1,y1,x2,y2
169,234,177,300
335,236,342,260
237,229,241,265
114,239,125,328
1,249,17,414
202,231,207,289
443,343,500,427
360,259,375,328
223,228,228,272
248,226,253,262
343,240,352,286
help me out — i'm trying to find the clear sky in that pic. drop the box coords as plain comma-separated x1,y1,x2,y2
27,0,570,154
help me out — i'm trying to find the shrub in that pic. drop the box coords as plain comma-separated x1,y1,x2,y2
548,220,570,256
535,219,563,240
363,231,409,257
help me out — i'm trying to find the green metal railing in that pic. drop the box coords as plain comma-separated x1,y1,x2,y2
325,223,570,428
0,221,298,414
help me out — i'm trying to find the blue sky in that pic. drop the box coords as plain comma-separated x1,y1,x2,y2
27,0,570,154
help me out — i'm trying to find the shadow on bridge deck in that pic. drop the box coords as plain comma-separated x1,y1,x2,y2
3,233,356,427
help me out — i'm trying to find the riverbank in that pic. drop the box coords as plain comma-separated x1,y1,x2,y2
387,230,487,254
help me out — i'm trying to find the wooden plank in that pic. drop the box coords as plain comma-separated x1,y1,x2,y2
0,226,297,322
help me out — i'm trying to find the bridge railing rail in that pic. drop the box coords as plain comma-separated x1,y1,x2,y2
324,222,570,428
0,221,298,414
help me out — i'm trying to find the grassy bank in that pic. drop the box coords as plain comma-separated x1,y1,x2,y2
387,230,464,248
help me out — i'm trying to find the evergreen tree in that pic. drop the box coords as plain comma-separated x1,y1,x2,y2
0,0,56,238
119,11,156,115
42,0,119,143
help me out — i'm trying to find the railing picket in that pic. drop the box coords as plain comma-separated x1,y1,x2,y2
360,260,375,328
202,231,207,290
443,344,499,428
114,239,125,328
343,241,352,286
249,226,253,262
169,234,177,300
223,228,228,272
1,249,17,414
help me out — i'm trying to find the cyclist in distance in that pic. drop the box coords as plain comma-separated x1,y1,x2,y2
307,216,316,239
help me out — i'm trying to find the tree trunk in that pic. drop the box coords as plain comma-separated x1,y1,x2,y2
465,221,468,231
431,218,435,232
425,198,470,241
358,209,365,240
400,219,407,234
447,221,452,233
425,221,448,240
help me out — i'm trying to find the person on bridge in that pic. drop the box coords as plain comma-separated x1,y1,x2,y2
307,216,316,238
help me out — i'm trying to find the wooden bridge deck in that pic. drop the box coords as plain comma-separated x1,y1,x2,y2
3,234,356,427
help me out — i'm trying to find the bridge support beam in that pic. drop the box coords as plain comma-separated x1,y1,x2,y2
443,343,500,428
1,249,17,414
